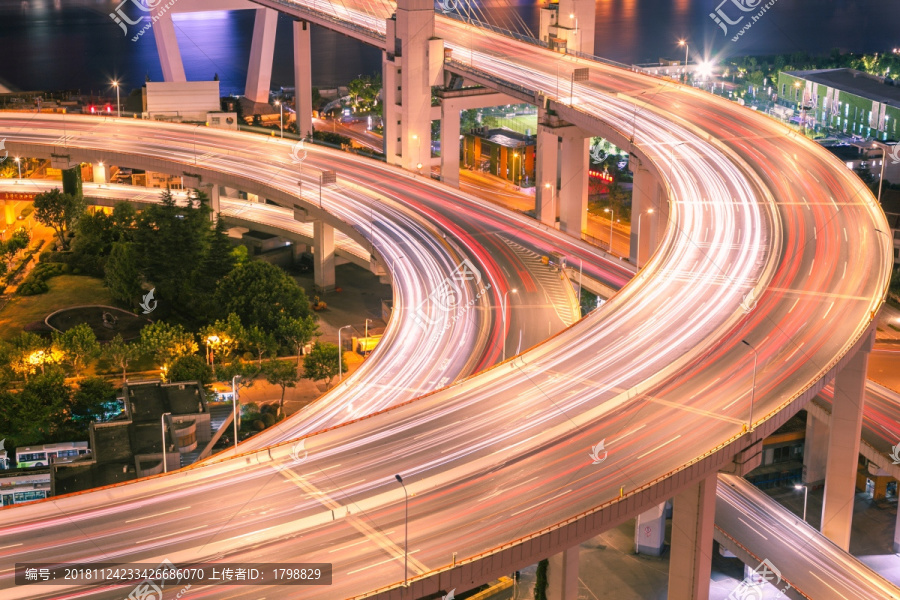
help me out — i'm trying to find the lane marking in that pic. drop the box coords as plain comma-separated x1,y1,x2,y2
136,525,207,544
126,506,192,523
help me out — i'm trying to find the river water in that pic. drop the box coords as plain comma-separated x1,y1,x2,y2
0,0,897,96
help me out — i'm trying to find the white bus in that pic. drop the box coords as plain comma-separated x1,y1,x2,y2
15,442,90,468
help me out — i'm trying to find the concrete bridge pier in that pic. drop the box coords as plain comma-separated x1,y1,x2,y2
382,0,442,173
821,329,874,550
153,11,187,82
668,473,717,600
535,121,560,228
207,183,221,218
546,545,579,600
92,162,108,184
801,411,829,486
630,166,664,267
634,502,667,556
313,220,336,293
245,8,278,105
558,126,590,237
293,19,313,138
895,504,900,553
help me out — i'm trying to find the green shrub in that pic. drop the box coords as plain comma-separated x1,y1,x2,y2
262,413,276,428
252,419,266,431
18,279,49,296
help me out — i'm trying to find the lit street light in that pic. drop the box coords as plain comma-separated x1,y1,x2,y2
206,335,220,377
161,412,171,473
275,100,284,138
394,474,409,587
795,483,808,522
14,157,21,179
338,325,352,381
544,182,556,225
569,13,578,53
232,375,241,450
111,80,121,118
501,288,518,361
741,339,759,431
678,39,689,84
603,207,617,254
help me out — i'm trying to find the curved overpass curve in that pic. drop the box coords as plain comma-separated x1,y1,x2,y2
0,39,891,600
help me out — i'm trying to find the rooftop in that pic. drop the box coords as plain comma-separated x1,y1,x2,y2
785,68,900,109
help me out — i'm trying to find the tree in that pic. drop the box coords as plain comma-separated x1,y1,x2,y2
303,342,344,387
245,325,277,365
103,334,141,383
217,357,261,386
262,358,300,412
52,324,100,378
140,322,197,371
201,312,245,367
1,228,30,271
105,242,143,305
168,354,212,387
9,332,58,381
278,315,320,365
33,188,86,250
68,377,116,427
0,372,72,448
215,261,311,331
533,559,549,600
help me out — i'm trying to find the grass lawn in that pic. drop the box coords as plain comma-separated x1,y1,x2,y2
0,275,115,341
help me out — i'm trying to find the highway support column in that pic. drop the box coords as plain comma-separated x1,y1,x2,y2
558,126,589,238
895,505,900,553
668,473,717,600
293,20,313,139
92,162,107,184
535,117,560,228
630,166,664,267
245,8,278,105
546,546,579,600
821,329,874,550
382,0,442,172
313,221,335,293
635,502,667,555
207,184,220,219
802,411,829,486
153,11,187,82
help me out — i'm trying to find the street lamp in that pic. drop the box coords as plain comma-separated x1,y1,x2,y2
412,134,421,171
394,474,409,587
206,335,220,377
275,100,284,138
569,13,578,53
678,40,689,84
14,157,21,179
161,412,171,473
636,208,654,267
501,288,518,361
603,207,617,254
365,318,372,340
794,483,808,522
338,325,352,381
741,339,759,431
111,80,121,117
231,375,241,450
872,143,886,203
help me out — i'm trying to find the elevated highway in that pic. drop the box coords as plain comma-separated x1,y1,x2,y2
0,8,892,598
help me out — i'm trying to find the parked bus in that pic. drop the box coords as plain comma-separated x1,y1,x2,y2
15,442,90,468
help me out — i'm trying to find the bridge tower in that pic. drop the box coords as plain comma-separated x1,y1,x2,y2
382,0,444,173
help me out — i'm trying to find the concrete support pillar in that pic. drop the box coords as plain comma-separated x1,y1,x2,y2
802,411,829,486
894,506,900,553
821,332,873,550
382,0,439,172
536,124,560,227
630,167,661,267
556,0,595,55
92,163,107,184
293,20,313,139
440,101,461,188
668,473,717,600
546,546,579,600
208,184,220,218
313,220,335,293
153,11,186,82
558,128,589,237
245,8,278,104
635,502,667,556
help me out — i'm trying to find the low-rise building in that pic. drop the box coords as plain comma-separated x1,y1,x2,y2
462,127,535,187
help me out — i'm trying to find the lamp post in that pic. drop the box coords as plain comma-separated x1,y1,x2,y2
678,40,689,84
741,339,759,431
569,13,578,53
544,183,556,226
501,289,518,361
231,375,241,450
275,101,284,138
604,207,616,254
161,412,171,473
111,80,121,117
338,325,351,381
365,318,372,340
14,157,21,179
794,483,808,522
636,208,654,267
872,144,886,203
206,335,220,376
412,134,421,172
394,474,409,587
